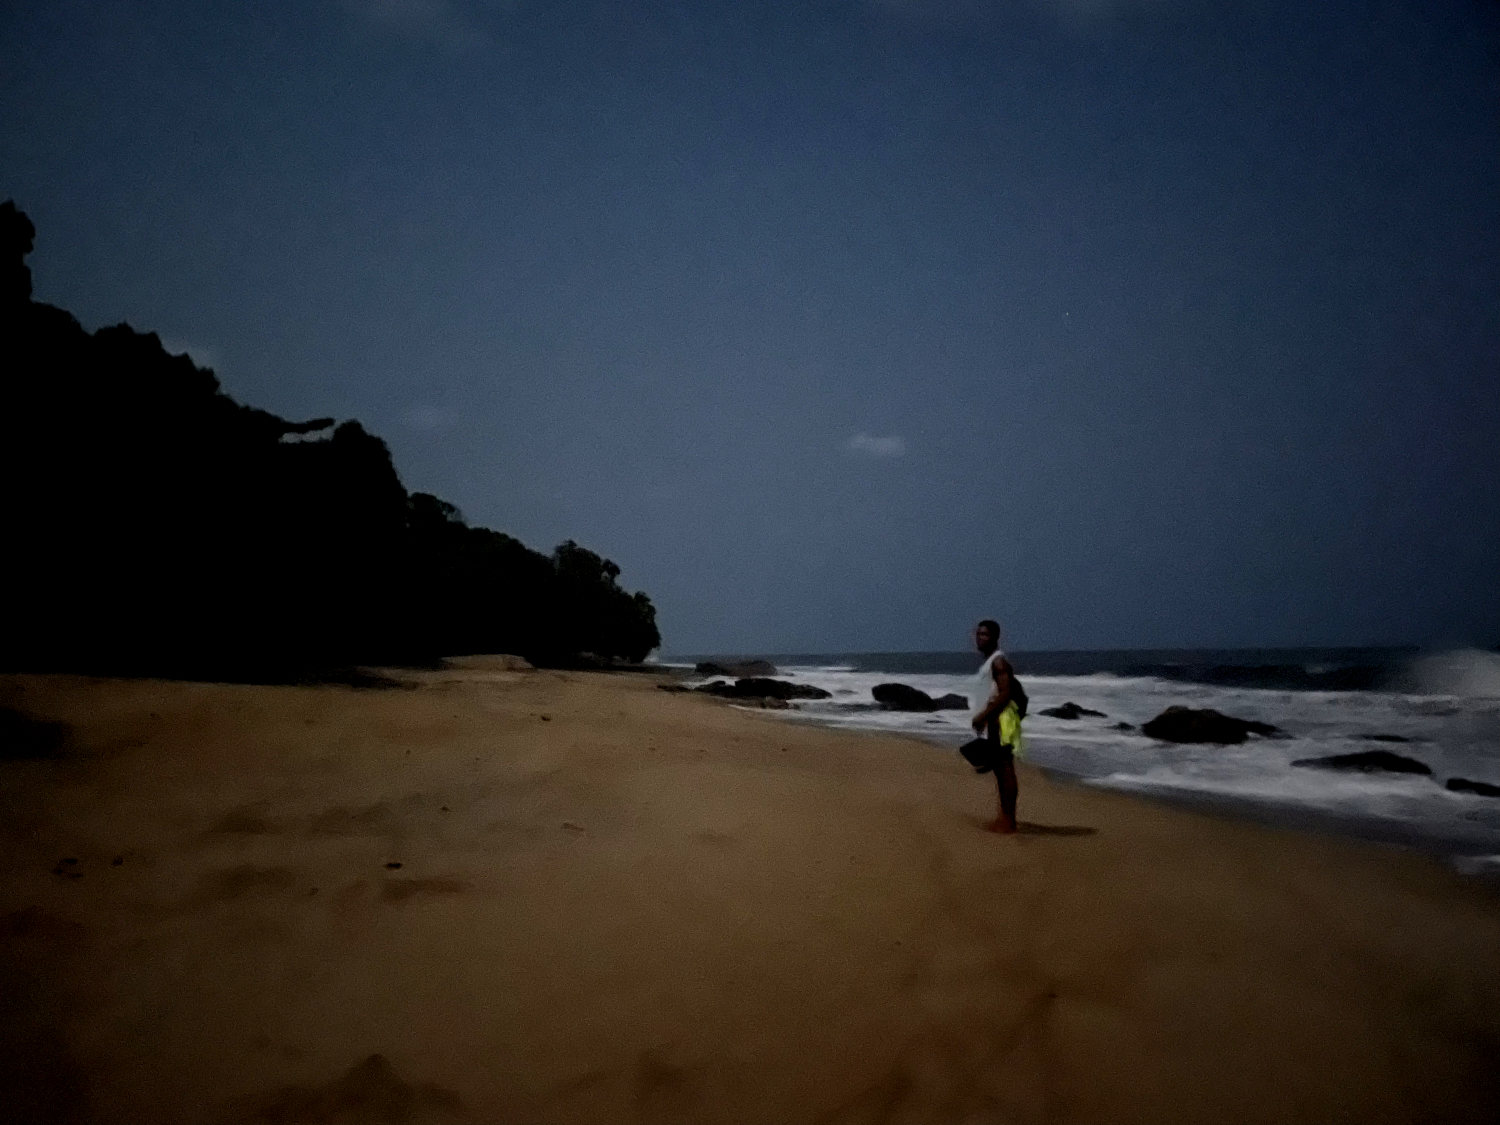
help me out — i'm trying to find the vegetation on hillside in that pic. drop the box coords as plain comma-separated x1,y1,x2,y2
0,201,659,678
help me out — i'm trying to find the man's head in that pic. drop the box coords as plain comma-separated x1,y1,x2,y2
974,619,1001,655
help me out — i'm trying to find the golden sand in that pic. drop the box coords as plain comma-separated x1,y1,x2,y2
3,665,1497,1123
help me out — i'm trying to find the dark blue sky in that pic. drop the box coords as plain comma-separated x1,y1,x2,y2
4,0,1496,653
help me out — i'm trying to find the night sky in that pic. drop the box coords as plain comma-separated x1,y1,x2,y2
4,1,1496,654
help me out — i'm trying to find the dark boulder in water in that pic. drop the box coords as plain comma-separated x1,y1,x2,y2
931,694,970,711
741,677,829,700
1446,777,1500,797
1112,722,1136,731
1142,706,1280,744
1357,733,1412,743
872,683,940,711
1039,702,1106,720
695,659,777,678
1291,751,1432,775
872,683,923,710
698,677,830,701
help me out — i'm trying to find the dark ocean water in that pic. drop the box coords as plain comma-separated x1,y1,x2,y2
679,647,1421,692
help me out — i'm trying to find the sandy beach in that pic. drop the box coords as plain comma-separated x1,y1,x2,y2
3,663,1498,1124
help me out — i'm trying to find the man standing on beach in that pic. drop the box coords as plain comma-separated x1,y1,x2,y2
972,619,1020,834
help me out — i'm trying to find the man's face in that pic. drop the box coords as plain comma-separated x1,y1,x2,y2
974,624,997,653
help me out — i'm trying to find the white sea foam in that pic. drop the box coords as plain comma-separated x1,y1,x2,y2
1400,648,1500,698
1452,854,1500,877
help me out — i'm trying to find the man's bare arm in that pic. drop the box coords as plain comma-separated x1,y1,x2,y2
971,656,1013,730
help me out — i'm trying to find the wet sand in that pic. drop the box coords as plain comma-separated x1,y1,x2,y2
3,664,1498,1124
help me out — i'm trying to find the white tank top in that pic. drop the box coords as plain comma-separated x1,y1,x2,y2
972,650,1004,723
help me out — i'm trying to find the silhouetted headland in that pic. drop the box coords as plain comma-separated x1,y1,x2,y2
0,201,659,681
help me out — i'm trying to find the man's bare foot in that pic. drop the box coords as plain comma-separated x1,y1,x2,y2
986,817,1018,834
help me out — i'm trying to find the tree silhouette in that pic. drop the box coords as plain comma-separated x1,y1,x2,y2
0,201,659,679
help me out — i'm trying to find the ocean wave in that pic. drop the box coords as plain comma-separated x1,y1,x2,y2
1121,662,1391,692
1395,649,1500,699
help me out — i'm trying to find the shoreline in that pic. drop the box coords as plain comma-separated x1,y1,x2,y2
4,666,1499,1123
688,654,1500,870
1037,764,1500,876
743,700,1500,878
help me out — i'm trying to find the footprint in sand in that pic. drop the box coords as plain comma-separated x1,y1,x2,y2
632,1046,700,1116
207,802,277,835
309,803,396,836
1,907,90,944
230,1053,463,1123
189,865,297,906
380,878,471,904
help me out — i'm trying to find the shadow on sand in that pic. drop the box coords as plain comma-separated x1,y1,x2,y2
961,813,1098,836
1017,821,1097,837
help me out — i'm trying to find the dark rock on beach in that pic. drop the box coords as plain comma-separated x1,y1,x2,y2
1112,722,1136,731
1142,706,1281,745
1291,751,1432,776
931,694,970,711
1356,733,1412,743
1039,702,1106,720
1,708,68,760
1446,777,1500,797
872,683,952,712
695,660,777,678
698,678,830,701
560,653,664,672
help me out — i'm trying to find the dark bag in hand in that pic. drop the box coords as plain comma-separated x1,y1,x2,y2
961,666,1026,774
959,738,994,774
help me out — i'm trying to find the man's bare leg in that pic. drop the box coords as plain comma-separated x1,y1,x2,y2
987,751,1019,833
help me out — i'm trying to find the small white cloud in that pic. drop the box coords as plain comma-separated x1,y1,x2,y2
340,0,497,50
404,405,458,431
161,339,219,372
871,0,1183,29
847,433,907,458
